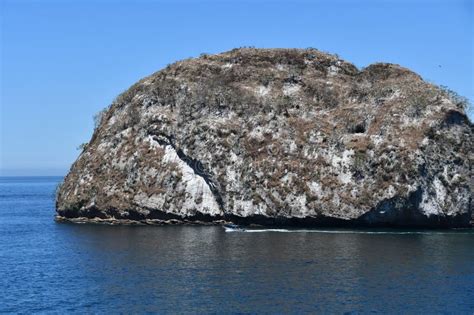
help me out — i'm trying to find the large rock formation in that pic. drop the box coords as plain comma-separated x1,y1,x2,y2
56,48,473,227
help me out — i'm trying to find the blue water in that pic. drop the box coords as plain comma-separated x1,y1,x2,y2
1,176,473,313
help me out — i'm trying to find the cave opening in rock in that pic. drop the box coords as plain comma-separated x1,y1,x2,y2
350,123,366,134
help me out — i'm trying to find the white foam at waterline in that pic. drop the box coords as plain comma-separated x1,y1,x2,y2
224,228,472,235
224,227,290,233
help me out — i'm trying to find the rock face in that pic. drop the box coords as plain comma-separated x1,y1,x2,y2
56,48,473,227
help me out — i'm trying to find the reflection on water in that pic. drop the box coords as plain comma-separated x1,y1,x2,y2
1,177,474,313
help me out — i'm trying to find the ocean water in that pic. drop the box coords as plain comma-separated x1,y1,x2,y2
1,176,473,314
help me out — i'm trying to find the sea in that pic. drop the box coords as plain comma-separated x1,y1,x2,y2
1,176,473,314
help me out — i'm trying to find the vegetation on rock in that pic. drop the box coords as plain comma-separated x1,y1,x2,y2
56,48,473,227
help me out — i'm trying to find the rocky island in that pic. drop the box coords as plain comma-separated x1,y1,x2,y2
56,48,472,228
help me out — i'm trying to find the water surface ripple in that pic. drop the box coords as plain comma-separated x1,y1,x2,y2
1,177,473,313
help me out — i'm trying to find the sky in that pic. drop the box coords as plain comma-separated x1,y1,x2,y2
0,0,472,176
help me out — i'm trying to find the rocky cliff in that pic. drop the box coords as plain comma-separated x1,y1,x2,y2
56,48,473,227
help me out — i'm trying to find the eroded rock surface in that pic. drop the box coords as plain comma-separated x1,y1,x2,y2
56,48,473,227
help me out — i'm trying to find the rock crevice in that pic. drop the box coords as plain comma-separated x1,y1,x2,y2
150,132,225,212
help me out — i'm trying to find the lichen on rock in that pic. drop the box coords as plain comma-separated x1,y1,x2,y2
56,48,473,228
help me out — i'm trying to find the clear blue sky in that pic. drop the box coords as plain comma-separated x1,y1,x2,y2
1,0,472,176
